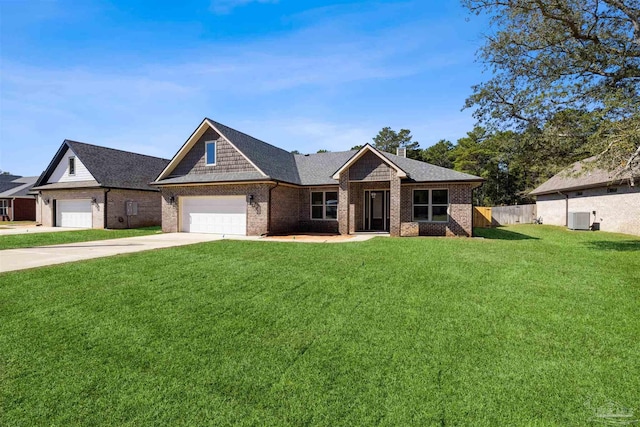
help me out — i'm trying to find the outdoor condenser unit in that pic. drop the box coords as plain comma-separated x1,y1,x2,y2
567,212,590,230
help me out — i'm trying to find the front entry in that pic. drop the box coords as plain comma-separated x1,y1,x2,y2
364,190,390,231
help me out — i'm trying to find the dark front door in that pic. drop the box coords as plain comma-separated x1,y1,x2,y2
364,190,390,231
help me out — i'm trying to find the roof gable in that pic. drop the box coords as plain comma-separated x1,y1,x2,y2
47,146,96,183
156,118,301,184
331,144,407,179
34,140,170,191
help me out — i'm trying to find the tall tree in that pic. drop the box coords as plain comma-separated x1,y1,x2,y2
370,127,421,159
464,0,640,181
421,139,455,168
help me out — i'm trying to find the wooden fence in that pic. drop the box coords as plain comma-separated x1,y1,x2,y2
473,204,537,228
473,207,492,228
491,204,537,226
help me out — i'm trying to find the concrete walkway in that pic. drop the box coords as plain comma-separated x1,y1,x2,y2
0,232,380,273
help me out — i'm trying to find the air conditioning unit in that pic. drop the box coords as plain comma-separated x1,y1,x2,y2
568,212,591,230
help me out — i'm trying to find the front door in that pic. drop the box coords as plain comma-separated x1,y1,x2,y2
364,190,390,231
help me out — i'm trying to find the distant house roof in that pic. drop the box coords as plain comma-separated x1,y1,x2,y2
529,158,636,196
33,140,170,192
155,119,484,186
0,176,38,198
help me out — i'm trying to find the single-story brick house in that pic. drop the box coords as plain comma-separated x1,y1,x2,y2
530,158,640,236
32,140,170,229
0,175,38,221
153,118,483,237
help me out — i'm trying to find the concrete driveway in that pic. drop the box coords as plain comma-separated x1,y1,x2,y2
0,233,259,273
0,226,86,235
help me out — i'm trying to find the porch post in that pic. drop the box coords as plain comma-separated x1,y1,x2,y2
390,174,401,237
338,171,350,235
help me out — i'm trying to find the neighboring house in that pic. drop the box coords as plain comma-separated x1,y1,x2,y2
153,118,483,237
32,140,170,229
0,175,38,221
530,158,640,236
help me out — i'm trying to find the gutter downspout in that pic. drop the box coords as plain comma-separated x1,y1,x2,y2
266,181,280,236
557,191,569,226
104,188,111,229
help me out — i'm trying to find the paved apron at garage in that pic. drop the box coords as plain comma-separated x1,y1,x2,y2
0,232,378,273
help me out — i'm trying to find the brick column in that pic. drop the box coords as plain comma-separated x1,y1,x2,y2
390,174,401,237
338,172,350,235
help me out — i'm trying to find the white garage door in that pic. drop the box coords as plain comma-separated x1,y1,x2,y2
181,196,247,235
57,200,92,228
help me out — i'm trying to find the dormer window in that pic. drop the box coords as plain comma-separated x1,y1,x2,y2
69,157,76,175
205,141,216,166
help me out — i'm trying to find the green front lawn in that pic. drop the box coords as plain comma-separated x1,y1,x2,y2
1,225,638,426
0,226,161,250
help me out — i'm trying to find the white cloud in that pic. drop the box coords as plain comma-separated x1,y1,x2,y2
209,0,278,15
0,2,479,175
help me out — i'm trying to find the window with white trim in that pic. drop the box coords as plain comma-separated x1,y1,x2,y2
413,189,449,222
311,191,338,220
0,200,8,216
69,157,76,175
205,141,216,165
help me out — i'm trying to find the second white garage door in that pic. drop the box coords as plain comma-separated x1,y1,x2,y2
57,199,92,228
181,196,247,235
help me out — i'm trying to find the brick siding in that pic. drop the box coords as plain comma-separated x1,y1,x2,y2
172,128,256,176
105,189,162,229
36,188,161,229
400,183,473,237
37,189,106,228
299,186,339,233
161,184,270,235
338,173,349,235
270,185,301,234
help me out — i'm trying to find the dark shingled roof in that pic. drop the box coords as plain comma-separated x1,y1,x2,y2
0,176,38,198
208,119,301,184
379,151,484,183
155,119,483,186
291,149,482,185
294,151,357,185
33,140,170,191
529,158,636,196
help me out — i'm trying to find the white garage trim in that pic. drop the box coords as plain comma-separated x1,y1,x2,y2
180,196,247,235
56,199,92,228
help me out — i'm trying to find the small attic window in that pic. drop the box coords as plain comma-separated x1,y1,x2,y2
205,141,216,166
69,157,76,175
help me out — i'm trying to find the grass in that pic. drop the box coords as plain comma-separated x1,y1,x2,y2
0,226,161,250
1,225,638,426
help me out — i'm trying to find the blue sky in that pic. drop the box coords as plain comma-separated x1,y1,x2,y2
0,0,489,176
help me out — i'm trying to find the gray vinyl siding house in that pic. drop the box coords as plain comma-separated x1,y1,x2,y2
154,118,483,237
530,159,640,236
32,140,170,229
